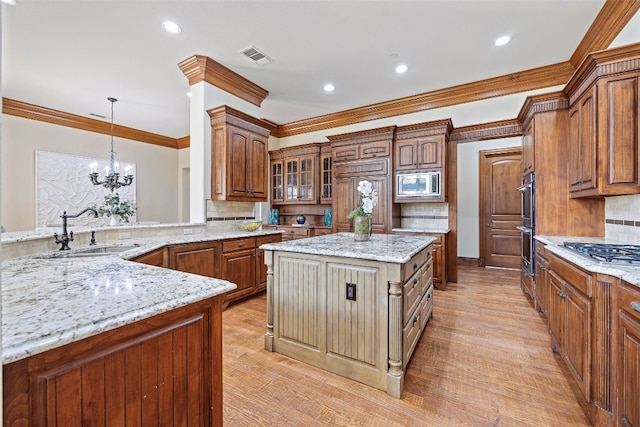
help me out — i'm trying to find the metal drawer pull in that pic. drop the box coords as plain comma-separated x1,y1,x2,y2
631,301,640,313
237,242,244,247
413,262,418,270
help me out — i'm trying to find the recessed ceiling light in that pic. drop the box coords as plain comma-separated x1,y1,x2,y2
395,64,408,74
323,83,335,93
1,0,17,5
495,35,511,46
162,21,182,34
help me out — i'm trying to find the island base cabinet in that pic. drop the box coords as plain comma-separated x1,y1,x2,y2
618,281,640,427
3,297,223,427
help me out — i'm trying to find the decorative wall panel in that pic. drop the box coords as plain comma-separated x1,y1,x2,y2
36,151,136,228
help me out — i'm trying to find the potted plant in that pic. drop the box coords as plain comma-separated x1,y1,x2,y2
348,180,378,241
95,193,136,225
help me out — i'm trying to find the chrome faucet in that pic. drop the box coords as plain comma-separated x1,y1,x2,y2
54,208,99,250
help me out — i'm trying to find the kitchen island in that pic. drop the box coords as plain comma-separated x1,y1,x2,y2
261,232,435,398
1,226,280,427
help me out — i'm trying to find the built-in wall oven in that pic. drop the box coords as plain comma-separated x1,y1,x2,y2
517,173,535,276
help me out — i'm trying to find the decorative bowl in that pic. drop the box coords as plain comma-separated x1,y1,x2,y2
238,220,262,232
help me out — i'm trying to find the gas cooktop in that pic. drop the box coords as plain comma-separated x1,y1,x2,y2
563,242,640,265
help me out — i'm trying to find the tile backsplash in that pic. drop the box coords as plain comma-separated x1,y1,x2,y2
400,202,449,229
206,200,256,231
605,194,640,242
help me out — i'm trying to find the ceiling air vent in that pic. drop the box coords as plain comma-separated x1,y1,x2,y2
240,45,274,65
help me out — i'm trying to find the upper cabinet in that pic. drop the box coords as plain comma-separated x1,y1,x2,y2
564,44,640,198
319,143,332,204
393,119,452,203
270,143,325,205
521,119,534,176
208,105,273,202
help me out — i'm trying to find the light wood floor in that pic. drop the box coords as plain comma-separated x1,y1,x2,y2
222,266,591,426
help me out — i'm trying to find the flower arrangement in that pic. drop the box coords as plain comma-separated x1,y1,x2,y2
348,180,378,218
94,193,136,223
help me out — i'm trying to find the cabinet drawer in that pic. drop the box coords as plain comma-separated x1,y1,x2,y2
313,227,333,236
403,270,422,325
257,234,281,246
421,262,433,296
535,241,546,257
549,254,592,297
426,233,443,244
333,145,359,162
360,141,390,159
403,310,421,366
403,248,430,283
278,226,311,239
222,237,256,253
619,281,640,323
420,284,434,329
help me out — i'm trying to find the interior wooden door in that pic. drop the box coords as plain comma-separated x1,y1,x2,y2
479,147,522,269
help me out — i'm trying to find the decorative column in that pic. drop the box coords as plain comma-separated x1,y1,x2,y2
387,280,403,398
264,250,275,351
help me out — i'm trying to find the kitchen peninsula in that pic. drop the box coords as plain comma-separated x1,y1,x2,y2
1,224,281,427
261,232,434,397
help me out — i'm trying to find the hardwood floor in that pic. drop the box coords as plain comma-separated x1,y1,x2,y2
222,266,590,426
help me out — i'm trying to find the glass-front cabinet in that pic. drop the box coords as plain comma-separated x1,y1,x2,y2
285,156,316,203
271,160,284,203
320,147,332,204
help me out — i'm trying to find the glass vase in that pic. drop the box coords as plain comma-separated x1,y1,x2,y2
353,216,371,242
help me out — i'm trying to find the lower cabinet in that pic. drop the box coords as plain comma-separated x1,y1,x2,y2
617,280,640,427
167,234,282,306
168,241,219,277
3,297,224,427
547,254,592,402
221,234,282,304
534,241,549,315
131,246,168,267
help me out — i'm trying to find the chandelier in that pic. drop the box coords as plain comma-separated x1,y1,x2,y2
89,97,134,192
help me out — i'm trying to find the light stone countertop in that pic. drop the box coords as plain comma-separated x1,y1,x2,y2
1,228,282,364
535,235,640,287
261,232,435,264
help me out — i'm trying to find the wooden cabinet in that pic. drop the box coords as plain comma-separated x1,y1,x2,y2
516,92,604,237
270,143,322,205
131,246,167,267
209,105,272,202
319,143,332,204
328,126,400,235
168,241,219,278
534,241,549,315
564,45,640,198
568,86,598,194
393,120,452,203
617,280,640,427
220,234,282,304
3,296,224,427
547,253,593,402
521,119,534,176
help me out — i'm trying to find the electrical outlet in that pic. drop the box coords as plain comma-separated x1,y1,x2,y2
183,228,193,235
346,282,357,301
117,231,131,240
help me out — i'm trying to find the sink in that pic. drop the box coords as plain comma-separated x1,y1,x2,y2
52,244,140,258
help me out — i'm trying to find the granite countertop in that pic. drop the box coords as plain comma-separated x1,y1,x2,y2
260,232,435,264
535,235,640,287
1,228,281,364
392,227,451,234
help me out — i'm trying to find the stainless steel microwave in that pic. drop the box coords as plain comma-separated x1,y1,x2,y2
396,171,441,199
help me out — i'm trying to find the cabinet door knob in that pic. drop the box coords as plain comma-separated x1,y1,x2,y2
413,262,418,270
631,301,640,313
413,278,418,286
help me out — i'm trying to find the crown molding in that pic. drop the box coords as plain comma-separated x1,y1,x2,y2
326,125,397,146
276,61,575,138
516,91,569,128
207,104,275,137
450,119,523,143
178,55,269,107
569,0,640,69
395,119,453,141
2,98,179,149
177,135,190,149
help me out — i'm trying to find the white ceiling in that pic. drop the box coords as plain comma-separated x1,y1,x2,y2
3,0,638,139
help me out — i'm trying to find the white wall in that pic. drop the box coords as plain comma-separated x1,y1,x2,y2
457,137,521,258
1,115,180,231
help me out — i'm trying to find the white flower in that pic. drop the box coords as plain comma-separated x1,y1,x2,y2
357,180,372,196
362,198,374,214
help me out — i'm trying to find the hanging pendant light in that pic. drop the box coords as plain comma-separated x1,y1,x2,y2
88,97,134,192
